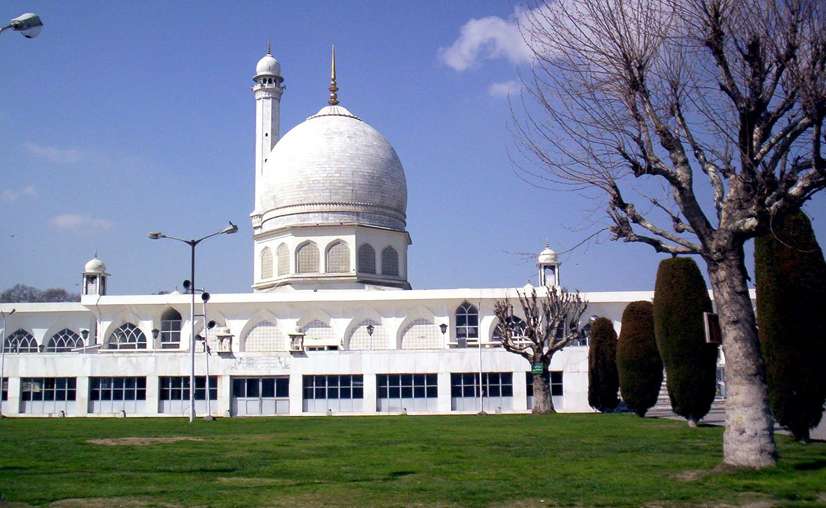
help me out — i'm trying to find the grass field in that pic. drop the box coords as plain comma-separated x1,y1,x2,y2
0,414,824,507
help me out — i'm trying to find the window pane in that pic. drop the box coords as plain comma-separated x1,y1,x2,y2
426,386,437,398
276,378,289,398
413,386,425,398
136,389,146,400
233,378,245,397
502,384,513,397
340,386,351,399
389,386,400,398
262,378,275,398
352,387,363,399
401,386,412,398
246,379,259,397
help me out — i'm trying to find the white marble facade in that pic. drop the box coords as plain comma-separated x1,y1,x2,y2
0,49,651,418
0,289,651,417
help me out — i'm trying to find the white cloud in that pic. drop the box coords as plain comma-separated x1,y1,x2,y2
24,141,83,164
50,213,112,232
439,9,533,71
488,80,522,97
1,185,37,203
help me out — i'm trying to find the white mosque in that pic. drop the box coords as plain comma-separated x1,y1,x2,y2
0,48,654,418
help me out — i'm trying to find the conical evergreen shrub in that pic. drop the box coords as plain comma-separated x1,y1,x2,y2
756,211,826,442
617,301,662,417
588,317,619,412
653,257,718,426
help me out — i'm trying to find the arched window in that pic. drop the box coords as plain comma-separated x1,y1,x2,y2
244,321,286,352
260,247,273,279
302,319,338,349
160,308,182,349
326,241,350,273
492,316,527,342
381,246,399,277
358,244,376,274
347,320,387,350
400,319,443,349
46,328,83,352
3,329,37,353
455,302,479,340
277,243,290,275
108,323,146,350
296,242,319,273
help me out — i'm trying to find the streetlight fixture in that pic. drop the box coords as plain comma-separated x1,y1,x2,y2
366,323,374,350
1,13,43,38
148,221,237,423
0,308,16,417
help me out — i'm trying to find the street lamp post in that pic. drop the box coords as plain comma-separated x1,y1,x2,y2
1,13,43,38
0,308,16,417
148,222,237,423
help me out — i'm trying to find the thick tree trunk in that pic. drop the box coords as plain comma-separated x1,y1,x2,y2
532,365,555,414
707,251,777,468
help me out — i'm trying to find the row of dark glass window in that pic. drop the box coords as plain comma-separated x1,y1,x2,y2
377,373,438,399
5,372,564,402
160,376,218,401
450,372,514,398
90,377,147,401
526,372,564,397
232,377,289,398
303,375,364,400
21,377,77,401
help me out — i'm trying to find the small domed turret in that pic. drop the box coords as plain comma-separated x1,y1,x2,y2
82,255,109,296
537,246,558,265
255,53,281,78
84,257,107,274
537,244,561,287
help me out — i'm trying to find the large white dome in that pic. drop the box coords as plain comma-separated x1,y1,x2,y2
259,104,407,231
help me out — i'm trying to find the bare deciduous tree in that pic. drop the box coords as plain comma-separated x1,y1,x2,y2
515,0,825,467
494,285,588,413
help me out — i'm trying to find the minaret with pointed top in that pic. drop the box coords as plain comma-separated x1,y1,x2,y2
252,43,284,212
328,45,339,106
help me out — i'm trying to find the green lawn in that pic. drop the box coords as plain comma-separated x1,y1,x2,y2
0,414,824,507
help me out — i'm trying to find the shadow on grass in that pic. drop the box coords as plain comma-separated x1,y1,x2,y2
793,459,826,471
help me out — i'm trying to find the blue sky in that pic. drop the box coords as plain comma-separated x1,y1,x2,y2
1,1,824,296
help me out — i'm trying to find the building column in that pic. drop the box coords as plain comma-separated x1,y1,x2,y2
512,371,528,412
75,376,90,416
145,376,159,416
362,373,377,413
437,372,452,413
6,377,21,416
289,373,303,415
220,375,232,416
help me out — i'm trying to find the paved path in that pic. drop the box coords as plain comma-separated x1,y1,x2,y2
649,394,826,441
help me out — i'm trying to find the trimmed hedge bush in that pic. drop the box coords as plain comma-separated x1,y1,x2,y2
617,301,662,417
653,257,718,426
588,317,619,412
756,211,826,441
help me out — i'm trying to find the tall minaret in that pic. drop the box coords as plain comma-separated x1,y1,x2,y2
252,42,284,212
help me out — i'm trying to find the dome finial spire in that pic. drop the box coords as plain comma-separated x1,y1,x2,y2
328,44,339,106
266,39,271,55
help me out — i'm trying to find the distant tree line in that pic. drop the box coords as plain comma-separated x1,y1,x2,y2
0,284,79,303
